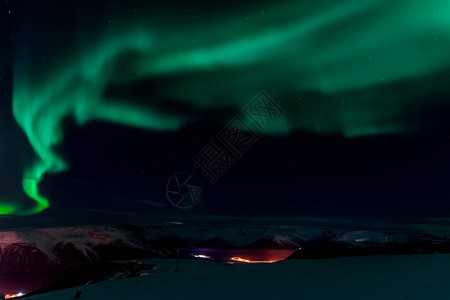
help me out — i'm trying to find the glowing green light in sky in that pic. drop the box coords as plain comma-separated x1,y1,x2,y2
0,203,17,215
10,0,450,214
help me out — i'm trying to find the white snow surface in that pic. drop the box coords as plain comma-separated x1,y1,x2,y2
27,254,450,300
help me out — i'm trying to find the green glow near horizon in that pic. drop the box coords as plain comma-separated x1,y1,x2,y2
10,0,450,214
0,204,17,215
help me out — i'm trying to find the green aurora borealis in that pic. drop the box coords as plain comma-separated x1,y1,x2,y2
7,0,450,214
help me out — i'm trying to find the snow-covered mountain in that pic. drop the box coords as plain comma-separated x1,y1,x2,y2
2,224,450,276
2,223,450,292
2,223,450,296
0,225,166,276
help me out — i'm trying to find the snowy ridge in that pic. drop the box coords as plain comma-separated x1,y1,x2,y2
0,225,165,276
1,224,450,276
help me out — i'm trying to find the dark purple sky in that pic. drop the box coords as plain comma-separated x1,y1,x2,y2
2,0,450,229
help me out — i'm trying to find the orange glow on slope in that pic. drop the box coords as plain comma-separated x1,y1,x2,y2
230,257,277,263
228,249,295,264
5,292,25,299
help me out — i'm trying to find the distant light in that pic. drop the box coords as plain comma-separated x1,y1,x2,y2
193,254,211,259
5,292,26,299
230,257,277,264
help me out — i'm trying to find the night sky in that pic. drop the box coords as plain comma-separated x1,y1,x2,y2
2,0,450,227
